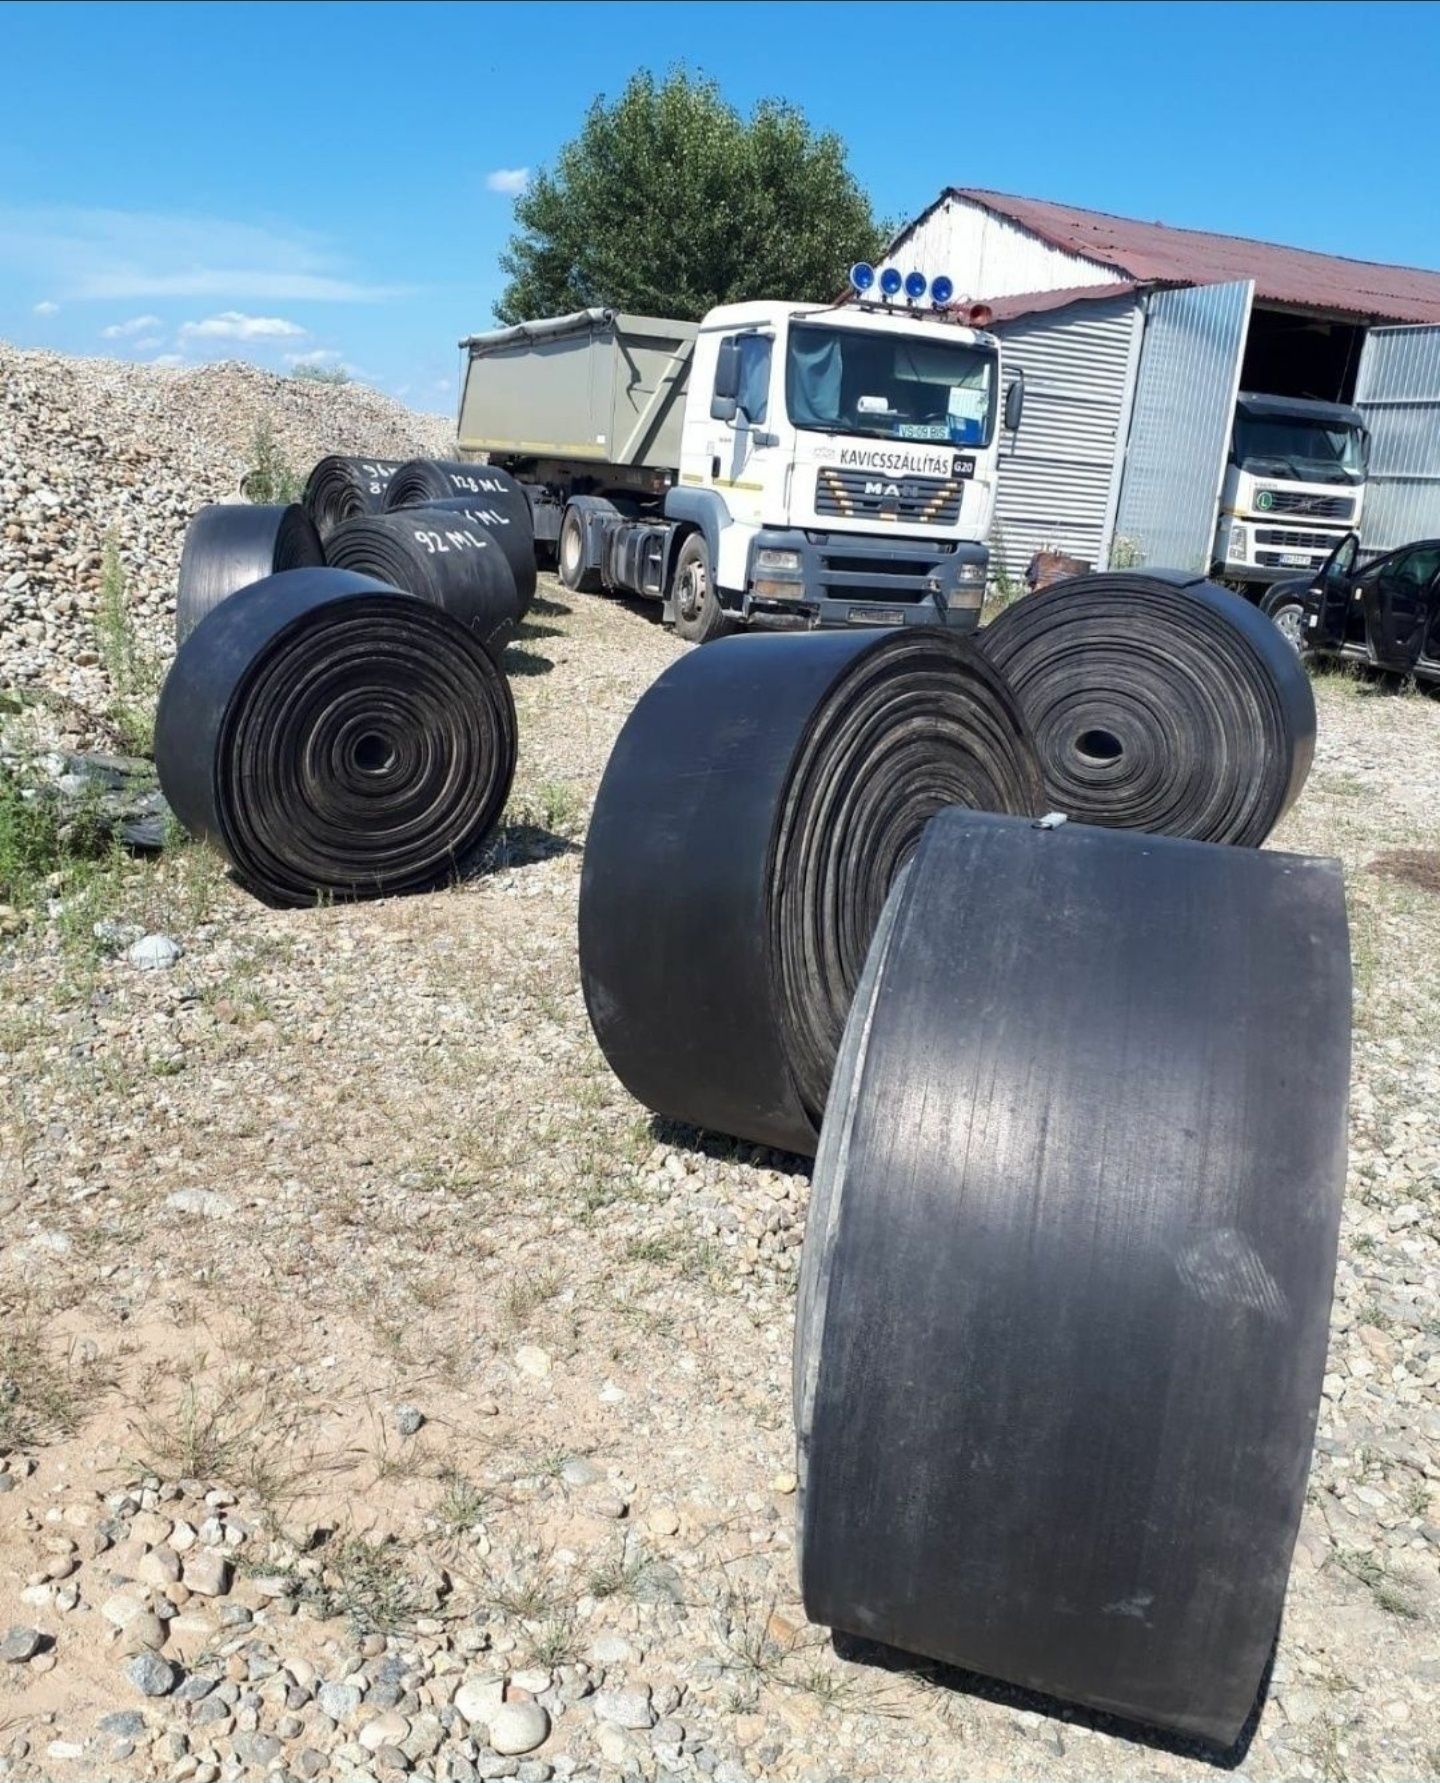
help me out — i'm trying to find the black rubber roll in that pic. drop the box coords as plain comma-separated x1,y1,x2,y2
579,629,1044,1156
419,496,537,617
979,572,1315,845
384,458,528,519
797,808,1350,1746
175,503,323,644
155,568,516,908
324,511,521,655
301,455,404,539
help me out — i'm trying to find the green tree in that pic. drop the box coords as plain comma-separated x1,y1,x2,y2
496,69,886,324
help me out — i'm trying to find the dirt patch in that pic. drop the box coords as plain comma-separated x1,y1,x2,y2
1369,847,1440,895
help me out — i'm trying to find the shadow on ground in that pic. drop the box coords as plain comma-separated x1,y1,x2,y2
478,823,580,871
829,1630,1269,1772
647,1114,814,1179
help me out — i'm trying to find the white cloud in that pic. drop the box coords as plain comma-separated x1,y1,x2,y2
485,167,529,195
151,353,185,368
0,205,411,303
179,311,305,342
101,313,163,339
285,347,342,367
133,336,164,352
32,299,59,316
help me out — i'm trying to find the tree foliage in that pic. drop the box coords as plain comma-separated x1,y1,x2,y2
496,69,887,324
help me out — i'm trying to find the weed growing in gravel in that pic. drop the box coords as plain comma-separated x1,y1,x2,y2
585,1542,654,1602
1335,1547,1419,1619
0,1317,105,1453
244,417,304,504
312,1535,421,1634
435,1469,491,1532
0,759,112,912
95,534,162,756
501,1266,564,1332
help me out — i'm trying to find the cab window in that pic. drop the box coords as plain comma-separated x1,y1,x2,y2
732,334,772,426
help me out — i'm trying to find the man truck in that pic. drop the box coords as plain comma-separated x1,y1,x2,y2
456,272,1021,642
1210,392,1370,591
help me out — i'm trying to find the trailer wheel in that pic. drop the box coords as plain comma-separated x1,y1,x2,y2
672,533,734,644
558,506,601,594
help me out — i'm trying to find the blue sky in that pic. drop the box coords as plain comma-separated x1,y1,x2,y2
2,0,1436,415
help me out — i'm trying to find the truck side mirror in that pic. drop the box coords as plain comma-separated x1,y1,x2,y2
1004,373,1025,433
711,339,740,422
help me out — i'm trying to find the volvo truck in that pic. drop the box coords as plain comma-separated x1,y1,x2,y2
1211,392,1370,590
456,279,1020,642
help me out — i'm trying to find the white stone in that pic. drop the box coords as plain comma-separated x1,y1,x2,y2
488,1701,549,1756
454,1673,505,1725
127,933,183,971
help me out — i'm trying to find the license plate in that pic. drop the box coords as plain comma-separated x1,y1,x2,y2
952,455,977,480
1279,553,1308,567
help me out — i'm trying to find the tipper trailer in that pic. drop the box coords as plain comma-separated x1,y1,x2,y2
457,281,1021,642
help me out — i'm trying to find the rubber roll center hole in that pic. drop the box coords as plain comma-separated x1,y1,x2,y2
352,732,396,775
1075,728,1124,766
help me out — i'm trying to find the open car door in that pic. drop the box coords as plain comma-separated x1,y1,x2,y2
1359,542,1440,671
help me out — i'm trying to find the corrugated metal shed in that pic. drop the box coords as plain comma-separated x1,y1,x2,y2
1353,325,1440,550
990,293,1141,581
1112,282,1255,572
891,190,1440,326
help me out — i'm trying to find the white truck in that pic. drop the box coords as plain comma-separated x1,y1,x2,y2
1211,392,1370,591
456,278,1020,642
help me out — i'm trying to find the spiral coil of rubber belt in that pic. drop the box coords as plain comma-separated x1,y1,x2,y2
979,571,1316,844
175,503,323,644
796,808,1350,1746
417,494,538,617
156,568,516,909
301,455,404,539
324,511,521,656
579,629,1044,1157
385,457,528,517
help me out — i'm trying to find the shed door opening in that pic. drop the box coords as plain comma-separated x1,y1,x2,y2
1239,307,1367,404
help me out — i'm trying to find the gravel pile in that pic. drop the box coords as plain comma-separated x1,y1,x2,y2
0,343,450,739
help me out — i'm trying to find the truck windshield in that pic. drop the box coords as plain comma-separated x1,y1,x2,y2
786,324,996,447
1233,415,1369,486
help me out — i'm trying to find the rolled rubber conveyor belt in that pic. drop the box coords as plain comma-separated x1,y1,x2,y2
385,458,529,516
301,455,404,539
796,808,1351,1747
156,568,516,908
175,503,323,644
579,629,1044,1156
979,571,1315,844
418,494,537,617
324,510,521,655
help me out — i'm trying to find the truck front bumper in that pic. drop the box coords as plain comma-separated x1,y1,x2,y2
735,530,987,633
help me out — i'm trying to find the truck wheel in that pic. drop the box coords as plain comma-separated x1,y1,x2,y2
558,505,601,593
1263,593,1308,654
672,533,735,644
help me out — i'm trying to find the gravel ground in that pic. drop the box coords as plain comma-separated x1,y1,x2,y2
0,577,1435,1782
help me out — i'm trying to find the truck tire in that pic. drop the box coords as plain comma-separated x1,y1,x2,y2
558,505,601,594
671,532,734,644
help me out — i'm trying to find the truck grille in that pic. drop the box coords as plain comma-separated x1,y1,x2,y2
1255,528,1338,551
815,467,963,526
1256,490,1354,521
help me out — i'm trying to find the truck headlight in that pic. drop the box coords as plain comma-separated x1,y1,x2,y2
955,561,986,586
755,548,801,573
1229,524,1247,559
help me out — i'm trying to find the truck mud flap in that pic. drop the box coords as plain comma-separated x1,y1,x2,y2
979,572,1315,844
156,568,515,909
796,808,1350,1747
325,511,522,655
301,455,404,539
578,630,1043,1156
175,502,323,644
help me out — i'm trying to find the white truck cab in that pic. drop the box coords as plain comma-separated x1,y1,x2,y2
458,275,1017,642
1212,393,1369,589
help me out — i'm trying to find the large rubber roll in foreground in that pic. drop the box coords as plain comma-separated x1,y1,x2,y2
324,511,520,655
797,808,1350,1746
418,496,537,617
980,572,1315,844
175,503,323,644
579,630,1044,1156
301,455,404,538
156,568,516,908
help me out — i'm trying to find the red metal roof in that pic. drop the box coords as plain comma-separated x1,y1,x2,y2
984,281,1144,324
918,189,1440,326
